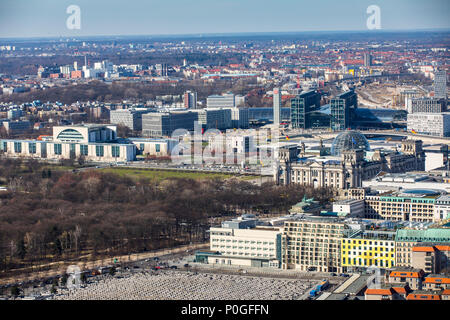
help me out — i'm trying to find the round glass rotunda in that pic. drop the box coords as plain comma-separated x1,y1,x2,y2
330,130,370,156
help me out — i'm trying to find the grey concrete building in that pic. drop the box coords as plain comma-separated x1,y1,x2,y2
110,109,151,131
142,111,198,137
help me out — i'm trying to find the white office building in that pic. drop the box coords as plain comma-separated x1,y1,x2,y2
332,199,365,217
0,124,136,163
407,113,450,137
208,217,282,268
208,133,255,155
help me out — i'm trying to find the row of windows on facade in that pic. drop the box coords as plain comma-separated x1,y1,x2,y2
284,252,339,257
139,143,160,152
342,258,393,267
342,240,395,246
285,230,342,234
5,142,121,157
285,249,339,254
284,239,340,244
284,254,340,259
211,239,274,245
292,171,342,178
216,252,274,258
367,199,434,204
284,223,344,229
375,203,434,208
284,260,339,265
343,251,394,258
292,176,341,183
212,244,275,250
286,225,343,229
285,241,339,245
380,213,433,217
214,259,279,265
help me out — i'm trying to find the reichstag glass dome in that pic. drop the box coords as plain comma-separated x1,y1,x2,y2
330,131,370,156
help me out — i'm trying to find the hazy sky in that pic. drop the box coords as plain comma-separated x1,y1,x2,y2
0,0,449,38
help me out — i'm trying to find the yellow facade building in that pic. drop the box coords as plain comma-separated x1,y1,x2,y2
341,230,396,272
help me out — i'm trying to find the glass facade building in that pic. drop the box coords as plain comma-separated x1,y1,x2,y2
330,90,357,131
290,90,321,129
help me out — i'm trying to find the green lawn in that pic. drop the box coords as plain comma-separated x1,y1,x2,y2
100,167,255,182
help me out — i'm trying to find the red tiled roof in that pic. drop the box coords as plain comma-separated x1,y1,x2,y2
390,271,423,278
423,277,450,284
365,288,394,295
407,293,441,300
392,287,408,294
412,246,436,253
435,245,450,251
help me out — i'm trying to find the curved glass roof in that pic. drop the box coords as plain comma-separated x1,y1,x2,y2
331,130,370,156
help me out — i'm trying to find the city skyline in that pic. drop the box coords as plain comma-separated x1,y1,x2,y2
0,0,449,305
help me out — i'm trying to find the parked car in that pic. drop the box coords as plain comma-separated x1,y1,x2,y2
170,266,177,269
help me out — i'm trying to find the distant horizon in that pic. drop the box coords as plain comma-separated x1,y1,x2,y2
1,27,449,42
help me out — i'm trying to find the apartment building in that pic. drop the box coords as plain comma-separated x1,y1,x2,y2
183,90,197,109
395,228,450,268
365,284,410,300
422,274,450,291
388,269,425,290
364,190,438,222
281,217,345,272
341,230,396,271
411,245,440,274
406,291,442,300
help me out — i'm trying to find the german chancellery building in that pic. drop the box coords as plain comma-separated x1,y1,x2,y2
0,124,136,163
